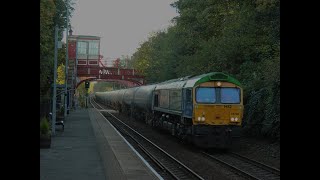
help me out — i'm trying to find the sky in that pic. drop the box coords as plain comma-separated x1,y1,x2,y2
69,0,178,62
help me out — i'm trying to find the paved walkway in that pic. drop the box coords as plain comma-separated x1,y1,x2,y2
40,108,161,180
88,108,160,180
40,109,106,180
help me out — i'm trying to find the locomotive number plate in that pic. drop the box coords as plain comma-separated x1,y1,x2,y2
230,112,240,116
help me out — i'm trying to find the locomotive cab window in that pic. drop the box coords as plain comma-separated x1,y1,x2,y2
196,87,216,103
221,88,240,104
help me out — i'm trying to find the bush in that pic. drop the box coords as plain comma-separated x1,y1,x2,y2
40,117,50,137
242,82,280,141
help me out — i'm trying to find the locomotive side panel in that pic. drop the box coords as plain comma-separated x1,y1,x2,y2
158,89,169,109
169,89,182,111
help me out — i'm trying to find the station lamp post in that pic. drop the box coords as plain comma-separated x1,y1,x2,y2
64,4,69,118
51,25,59,135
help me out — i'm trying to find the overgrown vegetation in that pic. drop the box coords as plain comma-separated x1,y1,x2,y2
40,117,51,138
76,83,88,108
93,82,118,92
40,0,75,104
131,0,280,140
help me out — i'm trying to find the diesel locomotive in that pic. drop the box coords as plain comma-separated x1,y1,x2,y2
95,72,243,149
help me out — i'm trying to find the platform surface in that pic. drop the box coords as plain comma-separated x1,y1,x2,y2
40,108,161,180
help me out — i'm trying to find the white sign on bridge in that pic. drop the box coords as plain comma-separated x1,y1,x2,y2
99,69,112,75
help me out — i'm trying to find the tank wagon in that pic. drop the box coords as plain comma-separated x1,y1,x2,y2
95,72,243,149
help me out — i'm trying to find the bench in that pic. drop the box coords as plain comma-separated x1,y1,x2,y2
48,113,65,131
55,121,64,131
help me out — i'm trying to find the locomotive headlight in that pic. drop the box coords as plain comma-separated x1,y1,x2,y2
198,117,201,121
201,117,205,121
231,118,235,121
217,82,221,86
235,117,238,121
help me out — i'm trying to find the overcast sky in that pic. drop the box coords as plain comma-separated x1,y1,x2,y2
69,0,178,60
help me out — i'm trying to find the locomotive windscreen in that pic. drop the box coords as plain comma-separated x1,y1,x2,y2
195,87,240,104
220,88,240,104
196,87,216,103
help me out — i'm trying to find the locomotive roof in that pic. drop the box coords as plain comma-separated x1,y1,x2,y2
192,72,241,86
155,72,241,90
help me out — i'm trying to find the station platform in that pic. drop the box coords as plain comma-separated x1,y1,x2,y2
40,108,161,180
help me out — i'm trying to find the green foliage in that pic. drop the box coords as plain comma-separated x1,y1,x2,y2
40,0,55,99
57,63,65,85
40,0,75,102
116,55,133,68
40,117,51,137
131,0,280,140
93,82,114,92
76,82,89,108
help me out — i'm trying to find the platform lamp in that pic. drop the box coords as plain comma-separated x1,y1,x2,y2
51,25,59,135
68,28,74,109
64,4,69,118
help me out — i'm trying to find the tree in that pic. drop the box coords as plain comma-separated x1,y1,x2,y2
131,0,280,139
56,63,65,85
40,0,75,102
112,58,121,68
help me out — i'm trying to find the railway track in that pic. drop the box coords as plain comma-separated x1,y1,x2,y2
90,97,104,110
91,97,280,180
90,98,204,180
202,151,280,180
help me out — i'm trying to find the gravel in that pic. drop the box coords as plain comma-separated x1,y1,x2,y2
230,137,280,170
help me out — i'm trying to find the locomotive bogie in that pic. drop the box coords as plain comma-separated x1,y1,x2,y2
191,125,232,149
